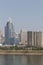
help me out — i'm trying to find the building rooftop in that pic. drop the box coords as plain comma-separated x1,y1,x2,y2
7,17,12,23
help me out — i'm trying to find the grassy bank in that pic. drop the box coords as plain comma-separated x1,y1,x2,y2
0,46,43,55
0,46,43,50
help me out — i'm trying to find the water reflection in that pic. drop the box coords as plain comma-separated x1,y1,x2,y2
0,55,43,65
4,55,14,65
0,55,5,65
27,55,43,65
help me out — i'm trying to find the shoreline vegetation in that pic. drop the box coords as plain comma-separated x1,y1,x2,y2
0,46,43,55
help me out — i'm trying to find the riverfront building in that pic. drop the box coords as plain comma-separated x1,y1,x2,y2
27,31,33,46
27,31,43,47
5,18,14,45
20,29,28,45
20,29,43,47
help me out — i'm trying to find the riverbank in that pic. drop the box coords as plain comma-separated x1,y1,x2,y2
0,50,43,55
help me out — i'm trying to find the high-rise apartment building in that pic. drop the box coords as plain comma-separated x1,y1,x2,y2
27,31,33,46
20,29,28,45
34,32,43,47
27,31,43,47
5,18,14,45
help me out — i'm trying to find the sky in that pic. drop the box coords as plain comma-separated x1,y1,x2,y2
0,0,43,34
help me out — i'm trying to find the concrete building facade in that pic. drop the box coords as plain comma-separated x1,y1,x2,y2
27,31,43,47
20,29,43,47
20,30,27,45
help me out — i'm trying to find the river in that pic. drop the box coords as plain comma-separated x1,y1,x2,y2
0,55,43,65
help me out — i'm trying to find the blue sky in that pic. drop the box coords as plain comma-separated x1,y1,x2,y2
0,0,43,34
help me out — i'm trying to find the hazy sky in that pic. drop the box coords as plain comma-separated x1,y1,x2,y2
0,0,43,34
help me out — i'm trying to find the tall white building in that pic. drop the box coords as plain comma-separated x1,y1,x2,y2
20,29,27,45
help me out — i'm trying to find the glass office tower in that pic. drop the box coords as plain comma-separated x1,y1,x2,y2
5,18,14,45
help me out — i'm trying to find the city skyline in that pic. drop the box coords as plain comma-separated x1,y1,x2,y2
0,0,43,34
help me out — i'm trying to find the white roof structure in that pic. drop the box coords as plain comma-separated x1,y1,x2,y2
7,17,12,23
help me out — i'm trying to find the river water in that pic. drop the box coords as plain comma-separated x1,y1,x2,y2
0,55,43,65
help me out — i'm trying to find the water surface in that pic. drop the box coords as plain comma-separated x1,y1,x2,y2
0,55,43,65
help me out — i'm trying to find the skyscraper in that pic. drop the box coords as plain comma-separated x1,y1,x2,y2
5,18,14,45
20,29,27,45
